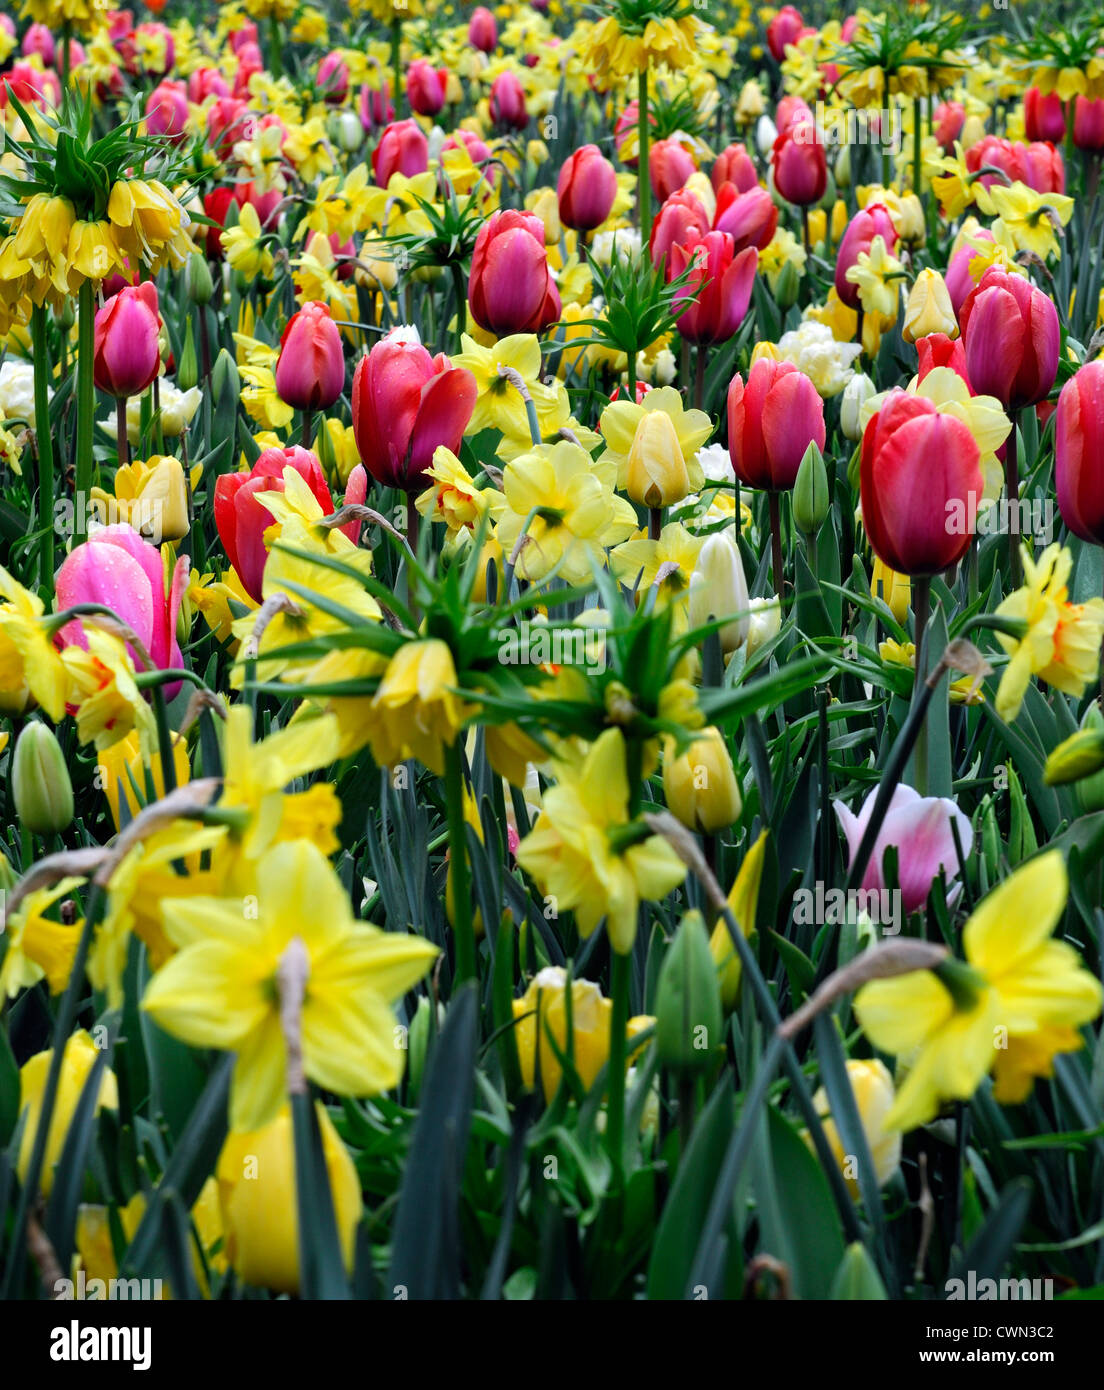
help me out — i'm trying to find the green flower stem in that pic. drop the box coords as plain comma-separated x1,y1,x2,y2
451,261,468,354
912,574,930,795
268,14,284,78
75,278,96,544
606,948,631,1181
1005,410,1022,589
445,740,477,985
31,305,55,589
913,96,922,208
392,19,403,116
637,66,651,243
151,680,178,794
768,491,785,596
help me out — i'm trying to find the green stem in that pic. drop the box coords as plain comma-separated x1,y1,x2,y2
637,67,651,243
912,574,930,796
445,740,477,985
31,305,54,589
451,261,468,354
268,14,283,78
391,19,403,117
151,681,177,794
912,96,922,206
768,490,785,596
75,279,96,544
606,949,630,1182
1005,410,1022,589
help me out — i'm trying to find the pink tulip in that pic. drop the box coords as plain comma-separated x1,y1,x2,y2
145,80,189,143
557,144,618,231
21,23,55,65
188,67,230,102
835,203,899,309
649,138,696,202
775,96,814,135
771,118,827,205
468,209,560,336
1055,360,1104,545
351,329,478,492
317,51,349,104
359,82,394,133
275,302,345,412
468,6,498,52
727,358,826,491
933,101,965,153
489,71,527,130
767,5,805,61
340,465,369,547
959,268,1059,411
944,230,994,316
965,136,1065,194
372,119,428,185
835,784,973,914
711,142,758,194
55,524,189,692
650,189,711,268
406,60,448,117
93,284,161,400
712,183,779,253
1073,97,1104,151
1024,88,1067,144
671,234,757,345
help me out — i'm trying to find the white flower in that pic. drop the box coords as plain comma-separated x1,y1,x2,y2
744,595,782,658
756,114,778,156
119,379,202,445
775,320,862,398
697,443,735,485
383,324,422,347
590,228,641,267
0,361,47,428
840,372,877,440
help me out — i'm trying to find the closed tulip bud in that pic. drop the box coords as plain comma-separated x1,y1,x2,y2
959,267,1060,411
727,358,826,492
1073,707,1104,813
771,120,827,207
649,138,696,202
468,5,498,52
1044,705,1104,788
871,556,910,625
712,184,779,254
902,268,957,344
511,967,615,1103
756,114,778,156
1055,359,1104,544
810,1059,902,1194
489,71,527,131
793,440,829,535
688,530,750,651
406,995,437,1099
372,119,428,185
211,347,239,404
670,233,757,345
468,209,560,336
13,722,74,834
216,1103,362,1294
1024,88,1067,144
655,911,723,1072
840,371,876,441
625,409,691,508
745,595,781,656
981,798,1001,883
1073,97,1104,152
557,144,618,232
183,252,214,306
835,203,898,310
275,300,345,411
710,830,767,1007
176,317,199,391
406,60,448,117
834,142,851,189
861,392,983,575
663,727,742,833
93,283,161,399
18,1032,118,1199
773,257,801,310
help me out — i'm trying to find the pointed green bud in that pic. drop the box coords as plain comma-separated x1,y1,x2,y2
177,316,199,392
655,910,723,1074
211,348,240,405
773,258,801,310
184,253,215,307
793,440,829,536
13,722,74,835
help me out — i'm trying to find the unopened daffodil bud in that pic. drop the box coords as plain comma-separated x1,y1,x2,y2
18,1031,118,1199
663,727,742,833
1045,705,1104,810
655,911,723,1073
13,721,74,835
793,440,830,536
840,371,877,441
216,1103,362,1295
625,410,691,509
808,1058,902,1194
711,829,768,1007
183,253,215,307
902,268,957,344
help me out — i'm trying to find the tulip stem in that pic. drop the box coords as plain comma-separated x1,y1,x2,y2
302,408,313,450
913,575,930,796
75,278,95,544
606,948,630,1182
800,205,810,257
31,305,54,590
268,14,283,78
391,19,403,117
444,741,477,986
637,67,651,244
768,491,785,596
694,346,706,412
648,507,663,540
1005,410,1022,589
116,395,129,469
912,97,922,210
451,261,468,354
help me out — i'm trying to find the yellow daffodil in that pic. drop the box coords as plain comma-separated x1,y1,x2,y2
988,182,1074,262
452,332,560,439
60,629,156,752
368,638,471,775
0,877,84,999
845,234,905,320
0,564,68,720
415,446,502,531
222,203,275,281
710,829,768,1008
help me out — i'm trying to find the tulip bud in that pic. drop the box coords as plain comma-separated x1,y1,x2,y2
834,142,851,189
184,253,215,307
663,727,742,833
331,110,363,152
809,1058,902,1194
773,257,801,310
211,347,240,404
177,317,199,391
1074,706,1104,813
407,994,436,1099
655,911,723,1073
840,371,876,441
792,440,829,535
902,268,956,344
871,556,910,625
745,595,781,657
756,115,778,156
511,967,616,1103
981,797,1001,884
710,828,767,1007
18,1032,118,1198
688,531,750,651
13,721,74,834
625,410,691,508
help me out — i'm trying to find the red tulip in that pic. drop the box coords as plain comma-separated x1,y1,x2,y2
649,138,696,202
275,302,345,412
372,119,428,185
557,144,618,231
835,203,898,309
468,6,498,52
214,448,334,602
93,284,161,399
767,5,805,61
771,119,827,206
670,234,757,345
916,333,970,389
145,80,189,143
965,136,1065,195
727,358,826,491
1024,88,1066,144
406,60,448,117
317,51,349,104
860,391,983,575
711,142,758,194
489,71,527,130
712,183,779,253
650,189,710,268
55,525,188,690
188,66,230,102
341,465,369,547
351,329,478,493
933,101,965,154
1073,97,1104,152
1055,360,1104,544
206,97,251,158
959,268,1059,411
468,209,560,336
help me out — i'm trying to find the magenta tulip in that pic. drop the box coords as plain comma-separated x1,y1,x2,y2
959,268,1060,411
1055,360,1104,545
93,284,161,399
835,203,899,309
468,209,560,336
556,144,618,231
671,234,757,346
468,6,498,52
372,119,428,185
771,119,827,206
489,72,527,130
1073,97,1104,151
711,142,758,194
712,184,779,254
406,60,448,117
727,358,826,491
275,301,345,412
649,138,696,202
